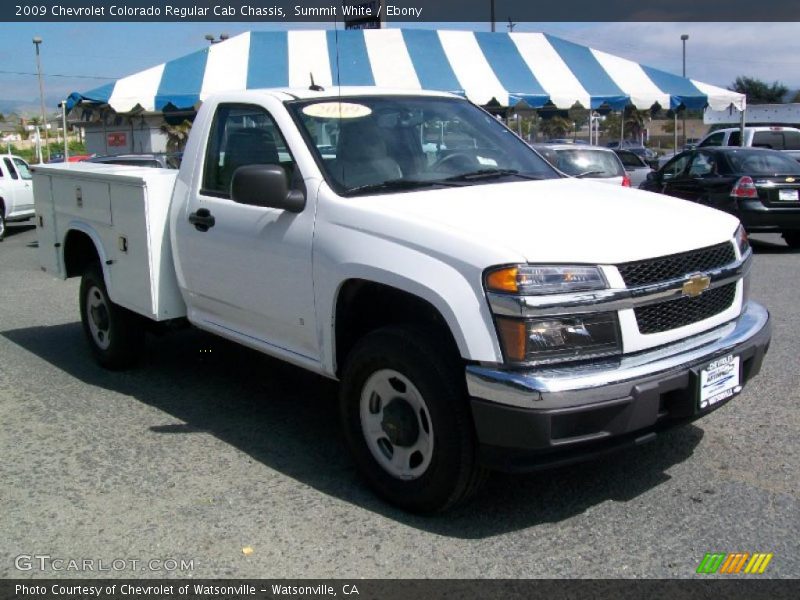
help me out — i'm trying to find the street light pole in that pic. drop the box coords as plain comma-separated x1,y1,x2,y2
681,34,689,150
33,36,50,162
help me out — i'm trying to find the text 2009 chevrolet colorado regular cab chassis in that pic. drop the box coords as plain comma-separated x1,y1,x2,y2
33,88,771,512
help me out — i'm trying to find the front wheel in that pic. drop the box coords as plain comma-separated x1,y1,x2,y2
339,326,486,513
782,231,800,249
79,263,145,369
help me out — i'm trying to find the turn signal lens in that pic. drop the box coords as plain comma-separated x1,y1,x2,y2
734,224,750,256
496,317,527,362
485,267,520,293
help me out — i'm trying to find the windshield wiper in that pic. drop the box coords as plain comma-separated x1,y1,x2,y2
444,168,543,182
574,170,605,178
345,178,458,196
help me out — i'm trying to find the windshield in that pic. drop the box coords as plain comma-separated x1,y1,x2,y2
288,95,558,195
548,148,625,178
725,150,800,175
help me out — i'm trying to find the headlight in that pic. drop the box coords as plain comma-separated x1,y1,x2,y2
496,312,621,365
485,265,607,295
734,224,749,257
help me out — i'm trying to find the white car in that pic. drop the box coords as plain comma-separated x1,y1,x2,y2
0,154,35,240
533,144,630,186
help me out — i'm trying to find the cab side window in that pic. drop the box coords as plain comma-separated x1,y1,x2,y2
202,104,296,199
12,158,32,180
699,132,724,148
688,153,715,177
662,154,691,179
3,157,19,180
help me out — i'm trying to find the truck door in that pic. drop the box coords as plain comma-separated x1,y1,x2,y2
11,157,34,211
177,103,319,363
2,156,34,214
658,153,692,198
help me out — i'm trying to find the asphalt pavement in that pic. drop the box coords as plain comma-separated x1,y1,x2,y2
0,223,797,579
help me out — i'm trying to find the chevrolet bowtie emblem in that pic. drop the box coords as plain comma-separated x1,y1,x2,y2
682,274,711,297
786,177,796,183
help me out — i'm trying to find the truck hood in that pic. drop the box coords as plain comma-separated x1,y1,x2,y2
353,178,740,264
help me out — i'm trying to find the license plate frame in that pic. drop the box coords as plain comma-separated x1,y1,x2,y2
697,354,742,413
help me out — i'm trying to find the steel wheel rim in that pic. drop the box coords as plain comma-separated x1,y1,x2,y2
359,369,434,480
86,284,111,350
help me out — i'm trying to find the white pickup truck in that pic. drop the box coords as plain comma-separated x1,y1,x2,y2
33,87,771,512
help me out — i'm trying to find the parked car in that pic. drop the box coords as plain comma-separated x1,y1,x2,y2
534,144,630,186
0,154,34,240
544,138,588,145
697,126,800,162
640,147,800,247
613,149,654,187
47,154,93,163
87,153,182,169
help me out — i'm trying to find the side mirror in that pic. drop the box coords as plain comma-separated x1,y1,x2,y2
646,171,657,182
231,164,306,213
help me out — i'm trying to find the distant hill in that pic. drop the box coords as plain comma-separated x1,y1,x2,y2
0,96,65,117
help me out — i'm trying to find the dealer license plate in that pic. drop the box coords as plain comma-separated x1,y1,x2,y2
698,354,741,411
778,189,799,201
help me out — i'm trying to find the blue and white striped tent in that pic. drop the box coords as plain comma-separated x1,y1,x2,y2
67,29,745,113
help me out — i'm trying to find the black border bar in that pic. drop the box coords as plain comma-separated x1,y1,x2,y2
3,0,800,22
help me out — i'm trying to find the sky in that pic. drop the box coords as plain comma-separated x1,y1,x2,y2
0,21,798,113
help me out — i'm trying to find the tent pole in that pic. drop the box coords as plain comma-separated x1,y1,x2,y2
673,112,678,154
61,100,68,160
620,108,624,146
739,107,746,146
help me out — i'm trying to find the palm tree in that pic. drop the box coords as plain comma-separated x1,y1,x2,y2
159,120,193,153
540,116,573,139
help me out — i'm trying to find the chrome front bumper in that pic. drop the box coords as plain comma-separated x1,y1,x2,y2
466,301,771,469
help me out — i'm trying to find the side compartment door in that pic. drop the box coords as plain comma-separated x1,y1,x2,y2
176,103,319,361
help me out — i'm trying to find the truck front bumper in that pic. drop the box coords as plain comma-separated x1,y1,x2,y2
466,301,771,472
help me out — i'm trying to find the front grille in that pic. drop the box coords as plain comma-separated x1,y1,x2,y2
634,283,737,334
618,242,736,288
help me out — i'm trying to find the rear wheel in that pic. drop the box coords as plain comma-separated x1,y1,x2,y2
339,326,486,513
79,263,145,369
0,206,6,241
782,231,800,249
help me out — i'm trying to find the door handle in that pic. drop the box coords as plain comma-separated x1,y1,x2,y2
188,208,215,232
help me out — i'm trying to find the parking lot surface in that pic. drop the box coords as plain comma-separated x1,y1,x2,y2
1,224,798,578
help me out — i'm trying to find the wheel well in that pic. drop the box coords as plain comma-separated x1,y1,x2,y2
335,279,461,375
0,197,5,214
64,230,101,278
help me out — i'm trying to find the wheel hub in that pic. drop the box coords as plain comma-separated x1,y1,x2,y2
381,398,419,447
90,303,109,331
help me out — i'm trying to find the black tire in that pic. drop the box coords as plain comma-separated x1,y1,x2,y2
79,263,145,369
782,231,800,249
339,326,487,513
0,206,6,241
